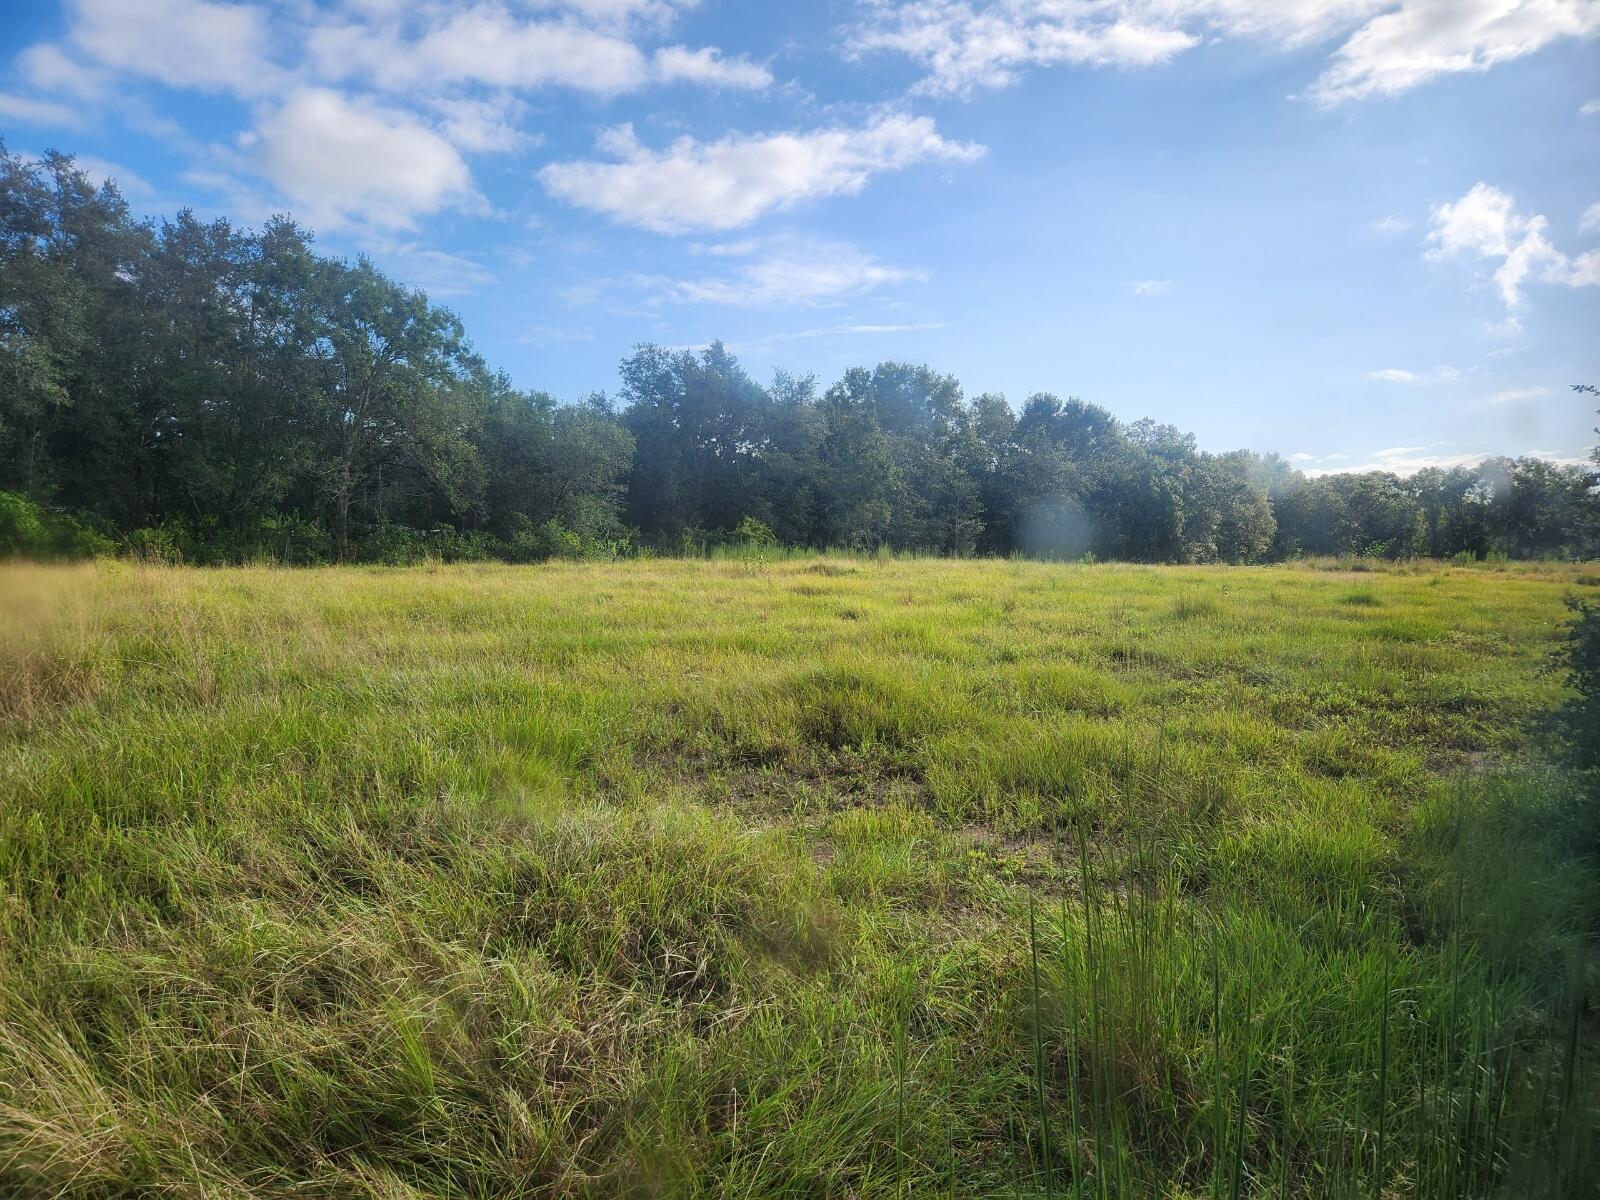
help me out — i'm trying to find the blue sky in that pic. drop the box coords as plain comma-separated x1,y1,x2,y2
2,0,1598,473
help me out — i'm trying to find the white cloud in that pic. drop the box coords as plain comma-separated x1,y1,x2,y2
1303,443,1485,475
691,238,763,257
0,92,83,128
521,324,597,345
16,43,108,99
540,114,984,233
1488,385,1550,404
1302,439,1589,476
305,6,764,97
644,240,927,305
653,45,772,89
851,1,1202,95
23,0,763,117
309,9,650,94
1370,214,1412,234
1368,365,1465,383
1426,182,1600,320
1309,0,1600,104
1584,98,1600,115
851,1,1600,104
535,0,698,27
431,96,536,154
720,320,948,353
365,241,498,296
244,89,476,230
64,0,283,96
1581,202,1600,234
1128,278,1173,296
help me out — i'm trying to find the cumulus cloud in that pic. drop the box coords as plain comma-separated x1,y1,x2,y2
22,0,763,104
1426,182,1600,323
308,9,652,94
62,0,284,96
243,89,477,230
540,115,984,233
850,1,1600,104
6,0,788,240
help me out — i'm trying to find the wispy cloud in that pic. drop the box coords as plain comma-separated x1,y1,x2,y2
1487,386,1550,405
1368,365,1462,384
642,239,928,306
1370,214,1412,235
520,325,598,346
728,321,947,352
0,92,83,128
1127,278,1173,297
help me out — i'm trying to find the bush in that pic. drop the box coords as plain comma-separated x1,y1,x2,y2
734,516,777,547
504,514,628,562
1547,598,1600,774
0,492,116,559
0,491,48,555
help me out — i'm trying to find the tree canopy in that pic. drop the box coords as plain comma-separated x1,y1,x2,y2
3,147,1597,564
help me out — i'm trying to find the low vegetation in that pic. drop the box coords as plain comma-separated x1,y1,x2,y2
3,556,1596,1197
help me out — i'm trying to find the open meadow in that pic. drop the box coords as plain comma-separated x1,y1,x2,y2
2,556,1597,1198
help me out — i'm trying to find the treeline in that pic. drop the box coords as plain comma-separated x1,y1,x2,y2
4,147,1598,564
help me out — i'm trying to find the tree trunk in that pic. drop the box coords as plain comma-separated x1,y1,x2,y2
334,489,350,562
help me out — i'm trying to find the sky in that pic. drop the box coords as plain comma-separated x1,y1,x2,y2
1,0,1598,475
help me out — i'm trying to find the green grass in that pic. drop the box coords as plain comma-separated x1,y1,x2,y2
1,556,1596,1197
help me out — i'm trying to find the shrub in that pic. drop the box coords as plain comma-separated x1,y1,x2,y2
1547,599,1600,775
0,492,116,560
0,491,49,556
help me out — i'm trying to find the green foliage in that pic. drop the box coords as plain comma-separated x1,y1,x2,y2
734,515,778,546
1548,599,1600,774
0,490,113,559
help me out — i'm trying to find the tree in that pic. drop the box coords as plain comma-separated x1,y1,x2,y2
301,257,486,560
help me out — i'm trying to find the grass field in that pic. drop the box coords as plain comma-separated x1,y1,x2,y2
2,557,1597,1197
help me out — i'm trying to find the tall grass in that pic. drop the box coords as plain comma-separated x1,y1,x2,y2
1,558,1595,1196
1005,783,1596,1197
